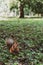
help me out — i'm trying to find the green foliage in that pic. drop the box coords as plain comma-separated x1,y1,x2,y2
9,0,43,16
19,0,43,15
9,0,18,11
31,1,43,15
24,5,29,15
19,0,30,7
0,19,43,65
13,62,18,65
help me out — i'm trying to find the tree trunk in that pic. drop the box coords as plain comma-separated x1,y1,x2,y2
19,3,24,18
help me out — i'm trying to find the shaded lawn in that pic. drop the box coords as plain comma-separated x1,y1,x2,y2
0,18,43,65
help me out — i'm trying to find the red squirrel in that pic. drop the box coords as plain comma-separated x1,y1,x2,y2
6,38,19,54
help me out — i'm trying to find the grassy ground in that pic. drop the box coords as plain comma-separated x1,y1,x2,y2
0,18,43,65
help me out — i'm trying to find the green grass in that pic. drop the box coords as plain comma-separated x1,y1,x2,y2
0,18,43,65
